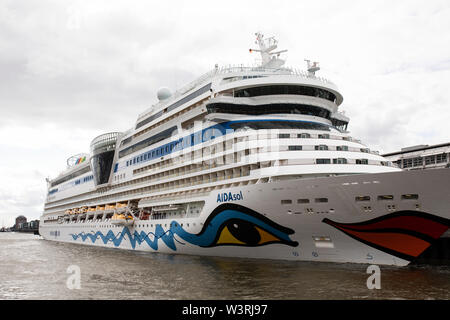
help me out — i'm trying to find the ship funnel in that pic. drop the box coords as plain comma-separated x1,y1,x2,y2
89,132,121,186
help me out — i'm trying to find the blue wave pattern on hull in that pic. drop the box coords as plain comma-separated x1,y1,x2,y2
70,225,178,250
69,204,299,250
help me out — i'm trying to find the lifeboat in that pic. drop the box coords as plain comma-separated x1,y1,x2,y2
116,202,127,208
111,213,134,226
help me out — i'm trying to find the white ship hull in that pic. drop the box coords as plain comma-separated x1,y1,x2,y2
40,168,450,266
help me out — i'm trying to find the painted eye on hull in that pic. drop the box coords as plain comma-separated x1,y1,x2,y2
215,218,283,246
198,203,299,248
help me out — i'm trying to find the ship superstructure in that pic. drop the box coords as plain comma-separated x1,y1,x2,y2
40,33,450,266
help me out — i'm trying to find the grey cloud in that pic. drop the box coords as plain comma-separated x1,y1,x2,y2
0,1,193,131
0,0,449,223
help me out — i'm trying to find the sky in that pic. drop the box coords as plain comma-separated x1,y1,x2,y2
0,0,449,226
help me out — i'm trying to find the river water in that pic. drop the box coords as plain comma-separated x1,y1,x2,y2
0,232,448,300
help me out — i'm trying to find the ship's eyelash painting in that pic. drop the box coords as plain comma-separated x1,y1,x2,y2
192,203,299,248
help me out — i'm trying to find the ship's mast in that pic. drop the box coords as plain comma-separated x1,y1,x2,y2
304,59,320,76
249,32,287,68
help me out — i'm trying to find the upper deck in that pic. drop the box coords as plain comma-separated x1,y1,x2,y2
135,65,343,128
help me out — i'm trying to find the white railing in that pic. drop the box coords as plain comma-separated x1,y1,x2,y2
216,64,334,85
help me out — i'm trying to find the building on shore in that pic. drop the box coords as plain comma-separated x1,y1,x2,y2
11,216,40,233
15,215,27,230
382,142,450,170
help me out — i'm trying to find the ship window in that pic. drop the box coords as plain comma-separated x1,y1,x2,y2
425,155,435,165
403,158,413,168
316,159,331,164
412,157,422,167
315,145,328,150
401,194,419,200
207,103,331,119
135,110,163,130
50,166,92,187
377,195,394,201
166,83,211,114
298,133,310,138
288,146,302,151
436,153,447,163
279,133,290,139
135,83,211,130
233,85,337,103
228,120,330,131
356,159,368,165
315,198,328,203
336,145,348,151
297,199,310,204
333,158,347,164
318,134,329,139
355,196,370,202
119,126,177,158
281,200,292,205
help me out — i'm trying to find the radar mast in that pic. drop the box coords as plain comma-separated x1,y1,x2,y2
304,59,320,76
249,32,287,68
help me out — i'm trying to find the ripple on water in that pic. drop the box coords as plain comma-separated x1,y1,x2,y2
0,232,449,300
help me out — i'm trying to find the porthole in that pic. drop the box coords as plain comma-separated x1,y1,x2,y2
401,194,419,200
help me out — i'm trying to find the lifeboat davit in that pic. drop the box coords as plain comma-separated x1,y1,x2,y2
111,213,134,226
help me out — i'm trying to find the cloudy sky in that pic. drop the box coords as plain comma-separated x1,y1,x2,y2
1,0,449,226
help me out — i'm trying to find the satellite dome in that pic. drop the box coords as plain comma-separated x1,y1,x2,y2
157,87,172,101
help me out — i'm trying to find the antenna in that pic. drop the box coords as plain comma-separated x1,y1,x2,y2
305,59,320,76
249,32,287,68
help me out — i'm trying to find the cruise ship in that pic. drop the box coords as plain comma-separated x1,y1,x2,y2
40,33,450,266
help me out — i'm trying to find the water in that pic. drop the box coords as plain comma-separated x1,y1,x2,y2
0,232,449,300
